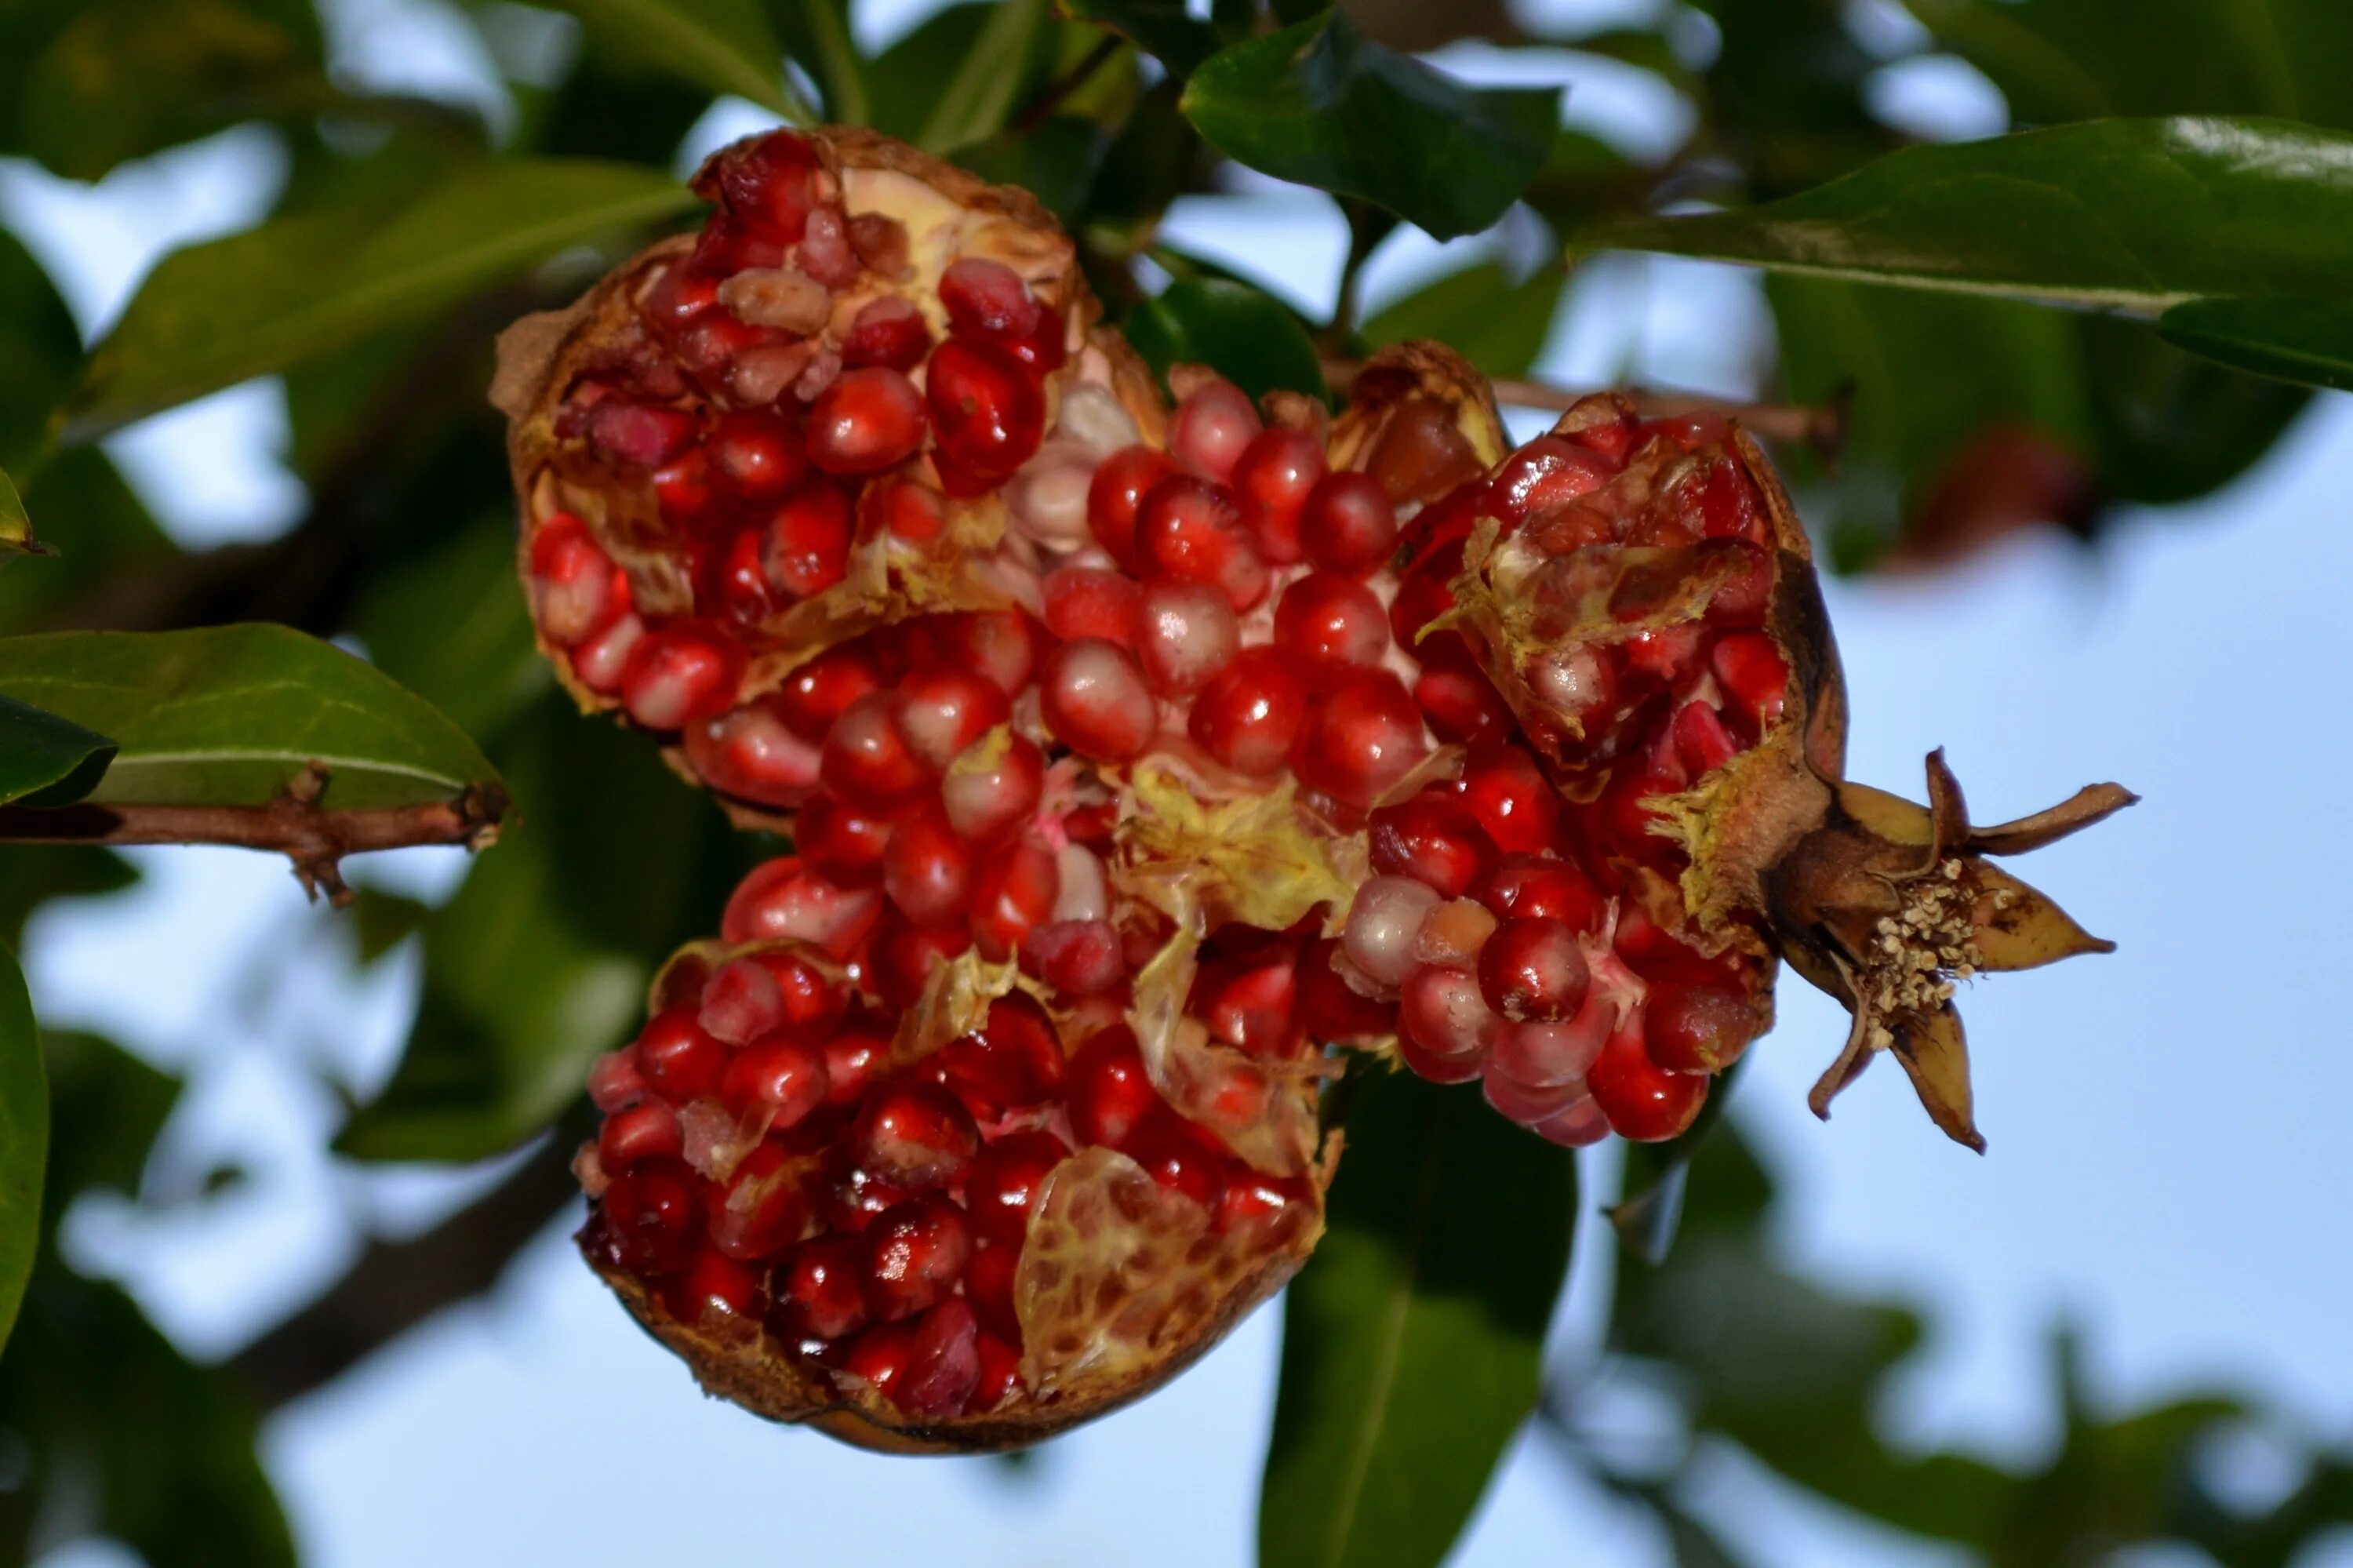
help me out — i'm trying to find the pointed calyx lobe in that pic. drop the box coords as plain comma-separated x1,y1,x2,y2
495,125,2130,1455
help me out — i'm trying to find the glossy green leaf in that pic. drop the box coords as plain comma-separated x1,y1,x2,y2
0,694,115,809
919,0,1049,153
1183,14,1558,239
1125,278,1328,403
16,0,327,182
1575,116,2353,315
789,0,867,126
338,698,741,1162
1059,0,1222,75
0,946,42,1353
955,118,1113,230
69,159,700,438
1363,260,1566,380
544,0,806,122
0,626,499,811
2156,296,2353,390
0,449,176,636
2078,313,2311,505
1260,1071,1577,1568
865,4,1050,144
351,515,550,746
0,228,81,473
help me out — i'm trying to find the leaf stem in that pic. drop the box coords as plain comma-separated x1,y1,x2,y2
0,763,507,906
1318,356,1849,459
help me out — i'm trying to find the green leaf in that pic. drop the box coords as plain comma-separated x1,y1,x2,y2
0,449,176,635
1260,1071,1577,1568
338,698,740,1161
15,0,328,182
544,0,807,122
1125,277,1328,402
955,118,1113,230
1574,116,2353,315
787,0,867,126
68,159,700,439
0,946,42,1353
350,514,550,746
1182,13,1558,239
2078,313,2310,504
0,227,82,473
919,0,1052,153
0,626,499,811
1363,260,1566,380
0,694,115,809
0,465,31,558
1059,0,1223,75
2156,296,2353,390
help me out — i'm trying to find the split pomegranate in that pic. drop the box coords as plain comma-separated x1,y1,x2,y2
500,126,2128,1453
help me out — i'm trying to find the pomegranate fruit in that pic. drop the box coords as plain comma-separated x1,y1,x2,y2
501,126,2129,1453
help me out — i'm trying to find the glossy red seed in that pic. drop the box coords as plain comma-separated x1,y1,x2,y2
1644,982,1762,1074
1478,918,1591,1023
964,1129,1073,1245
897,1296,983,1417
973,1331,1023,1407
1293,669,1427,810
1135,474,1265,609
600,1157,700,1274
1296,937,1399,1040
1587,1029,1709,1141
1299,471,1399,577
866,919,973,1012
841,295,931,370
882,799,976,927
1230,426,1326,564
965,1239,1020,1344
529,514,621,643
598,1101,682,1170
773,646,885,740
854,1080,981,1187
1067,1027,1158,1150
927,339,1044,483
809,367,926,473
763,486,853,600
720,857,882,953
1458,744,1561,855
940,733,1044,846
708,410,806,501
1398,963,1500,1072
1188,648,1308,777
620,623,745,730
842,1320,915,1397
1042,566,1144,648
774,1232,870,1339
1273,572,1391,691
635,1007,728,1101
824,1026,890,1108
967,839,1058,965
1039,638,1157,762
585,400,699,467
1086,445,1176,569
822,689,933,803
720,1037,830,1130
796,792,893,889
1711,631,1788,732
1126,1112,1227,1210
587,1049,648,1113
683,699,824,808
864,1191,973,1321
1471,853,1605,932
662,1246,764,1322
1135,579,1241,697
1024,919,1126,996
1215,1171,1311,1234
1367,792,1498,898
1168,379,1262,484
1198,956,1299,1057
1488,436,1615,531
937,994,1066,1119
706,1144,807,1261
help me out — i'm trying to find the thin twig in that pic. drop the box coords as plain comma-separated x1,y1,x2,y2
1321,356,1849,462
0,763,507,906
230,1123,585,1411
1013,34,1122,132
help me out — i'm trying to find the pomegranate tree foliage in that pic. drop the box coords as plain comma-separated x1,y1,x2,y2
0,0,2343,1563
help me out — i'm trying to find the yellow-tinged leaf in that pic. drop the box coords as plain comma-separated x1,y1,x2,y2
0,467,33,559
1968,864,2116,973
1891,1004,1984,1153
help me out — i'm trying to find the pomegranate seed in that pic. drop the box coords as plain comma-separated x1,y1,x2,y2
1134,579,1240,697
809,367,926,473
683,700,823,808
1489,996,1613,1087
720,1037,830,1129
1644,982,1762,1073
774,646,885,740
1471,853,1604,931
1006,439,1097,549
1299,471,1399,577
864,1191,973,1320
584,399,698,467
866,919,972,1011
927,339,1044,483
774,1232,870,1339
1274,572,1391,690
1039,638,1157,762
1067,1027,1157,1149
573,612,645,693
1587,1029,1708,1141
1231,426,1325,563
1711,631,1787,731
824,1026,889,1108
1398,963,1500,1071
1126,1112,1227,1210
1297,937,1398,1039
1412,897,1498,970
1042,566,1144,647
1524,643,1619,743
898,1296,983,1417
707,1144,808,1261
1624,624,1705,684
1025,919,1126,996
665,1245,765,1323
973,1331,1023,1407
964,1129,1072,1245
529,515,620,643
1478,918,1591,1022
651,449,713,526
942,995,1066,1117
698,955,785,1045
940,257,1042,340
1672,700,1741,777
1188,649,1307,777
599,1101,682,1169
842,1320,916,1397
1488,437,1614,531
1529,1094,1612,1148
1216,1171,1311,1234
947,609,1047,697
1168,379,1262,484
941,733,1045,845
882,801,973,930
600,1157,699,1274
708,410,806,500
635,1007,729,1100
841,295,931,369
620,622,744,729
821,689,933,802
893,668,1011,773
1342,875,1442,990
709,132,818,243
1136,475,1266,609
1457,745,1560,855
967,839,1059,964
824,1157,916,1233
854,1080,980,1187
762,486,853,600
1293,669,1427,810
1480,1068,1590,1128
1368,792,1498,897
721,857,883,953
966,1239,1020,1343
1199,958,1299,1057
587,1049,648,1112
1414,664,1513,746
1086,445,1176,568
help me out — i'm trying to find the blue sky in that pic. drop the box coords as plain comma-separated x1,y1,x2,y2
9,2,2351,1564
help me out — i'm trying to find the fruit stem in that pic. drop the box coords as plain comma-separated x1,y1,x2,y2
0,762,507,905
